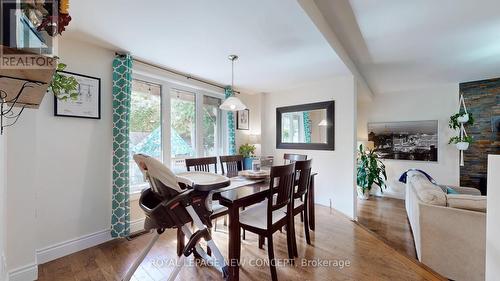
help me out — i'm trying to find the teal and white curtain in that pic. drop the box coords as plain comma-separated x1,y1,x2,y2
111,54,133,238
225,86,236,154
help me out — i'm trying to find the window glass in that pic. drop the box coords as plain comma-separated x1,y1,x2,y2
202,95,221,156
170,88,196,172
129,80,161,193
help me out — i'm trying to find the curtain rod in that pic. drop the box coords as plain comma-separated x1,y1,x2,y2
116,53,240,94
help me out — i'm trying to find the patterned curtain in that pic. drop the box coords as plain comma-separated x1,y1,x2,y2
303,112,312,143
111,54,133,238
225,86,236,154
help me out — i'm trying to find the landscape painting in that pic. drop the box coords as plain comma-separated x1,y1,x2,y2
368,120,438,162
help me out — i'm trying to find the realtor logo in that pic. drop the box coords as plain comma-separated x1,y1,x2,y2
1,0,60,69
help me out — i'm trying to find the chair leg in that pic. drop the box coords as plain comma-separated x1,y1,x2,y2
214,218,218,232
223,215,227,226
267,234,278,281
286,219,295,261
242,229,246,240
207,228,212,256
300,211,304,222
303,208,311,245
259,235,265,249
291,214,298,257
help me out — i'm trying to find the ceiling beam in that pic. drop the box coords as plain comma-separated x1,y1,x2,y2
297,0,374,99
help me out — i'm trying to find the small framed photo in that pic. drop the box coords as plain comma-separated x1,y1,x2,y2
54,71,101,119
237,109,249,130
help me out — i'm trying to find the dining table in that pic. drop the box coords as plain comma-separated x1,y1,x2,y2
212,172,318,281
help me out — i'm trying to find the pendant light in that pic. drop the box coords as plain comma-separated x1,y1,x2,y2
220,55,247,111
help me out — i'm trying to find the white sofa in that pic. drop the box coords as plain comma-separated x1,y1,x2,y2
405,171,487,281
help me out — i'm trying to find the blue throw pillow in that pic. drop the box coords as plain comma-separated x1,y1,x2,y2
446,186,459,194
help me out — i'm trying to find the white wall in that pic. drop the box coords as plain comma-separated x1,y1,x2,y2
486,155,500,281
6,36,114,276
0,134,7,280
261,76,357,219
357,84,460,199
235,93,262,155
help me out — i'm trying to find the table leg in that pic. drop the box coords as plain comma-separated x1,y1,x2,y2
228,206,241,280
177,228,185,256
308,174,316,231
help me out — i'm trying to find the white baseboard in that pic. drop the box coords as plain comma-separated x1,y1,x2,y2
36,229,113,265
130,218,146,233
9,263,37,281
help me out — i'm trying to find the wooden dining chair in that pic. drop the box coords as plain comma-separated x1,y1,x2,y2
219,155,243,177
289,159,312,257
239,163,296,281
185,156,218,173
283,153,307,164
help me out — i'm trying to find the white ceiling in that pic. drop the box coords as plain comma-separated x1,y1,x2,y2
66,0,349,94
315,0,500,94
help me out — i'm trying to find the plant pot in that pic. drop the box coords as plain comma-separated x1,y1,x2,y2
457,114,469,123
357,186,370,200
456,142,469,150
243,157,254,170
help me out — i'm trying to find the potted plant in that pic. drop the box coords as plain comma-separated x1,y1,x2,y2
448,135,473,151
356,144,387,200
239,143,256,170
449,111,474,130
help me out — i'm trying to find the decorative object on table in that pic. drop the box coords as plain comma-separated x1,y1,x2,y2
220,55,246,111
22,0,72,36
237,109,249,130
54,71,100,119
368,120,438,162
49,62,79,100
356,144,387,200
238,170,269,180
239,143,256,170
448,94,474,166
276,100,335,151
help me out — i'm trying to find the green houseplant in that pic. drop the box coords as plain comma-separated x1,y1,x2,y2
449,111,474,130
239,143,256,170
48,62,79,101
356,144,387,200
448,135,473,150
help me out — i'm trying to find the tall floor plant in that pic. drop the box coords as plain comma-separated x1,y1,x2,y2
356,144,387,200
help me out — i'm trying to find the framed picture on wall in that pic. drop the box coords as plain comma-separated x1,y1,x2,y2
54,71,101,119
237,109,249,130
367,120,438,162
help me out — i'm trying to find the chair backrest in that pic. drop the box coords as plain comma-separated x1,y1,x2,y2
133,154,183,199
185,156,218,173
267,163,295,218
293,159,312,200
283,153,307,164
219,155,243,177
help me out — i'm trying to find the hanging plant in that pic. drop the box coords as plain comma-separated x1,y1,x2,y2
48,62,79,101
448,135,473,151
449,111,474,130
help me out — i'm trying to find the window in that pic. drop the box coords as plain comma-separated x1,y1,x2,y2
202,96,221,156
129,80,162,193
170,88,196,171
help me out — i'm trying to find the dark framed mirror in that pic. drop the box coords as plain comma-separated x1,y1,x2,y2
276,100,335,150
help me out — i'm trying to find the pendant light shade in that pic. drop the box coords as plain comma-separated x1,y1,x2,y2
220,96,246,111
220,55,247,111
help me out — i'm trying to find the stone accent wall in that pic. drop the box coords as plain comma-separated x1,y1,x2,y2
459,78,500,194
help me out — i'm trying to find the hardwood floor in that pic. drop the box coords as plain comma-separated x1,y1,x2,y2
357,196,417,259
38,205,444,281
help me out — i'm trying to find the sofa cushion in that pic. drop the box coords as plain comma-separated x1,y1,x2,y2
447,194,487,212
414,180,447,206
